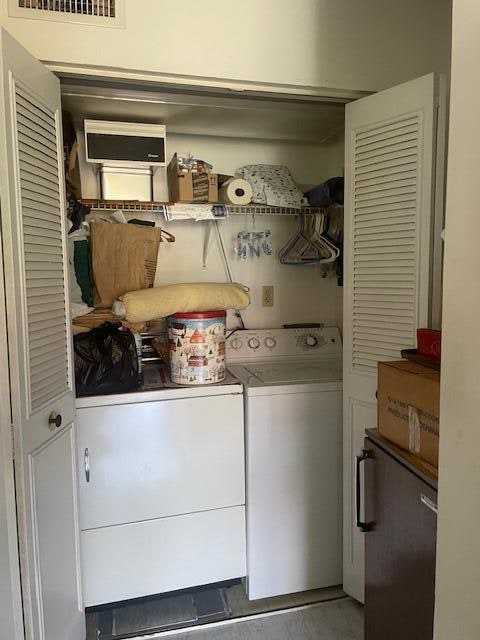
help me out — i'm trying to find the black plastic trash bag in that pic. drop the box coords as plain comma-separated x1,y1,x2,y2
74,323,139,397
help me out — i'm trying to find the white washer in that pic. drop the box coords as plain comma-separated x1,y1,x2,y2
227,326,343,600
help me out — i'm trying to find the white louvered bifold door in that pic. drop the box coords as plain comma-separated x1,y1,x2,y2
0,29,84,640
342,74,445,603
17,84,71,411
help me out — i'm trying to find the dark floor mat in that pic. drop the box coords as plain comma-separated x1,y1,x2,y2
91,586,231,640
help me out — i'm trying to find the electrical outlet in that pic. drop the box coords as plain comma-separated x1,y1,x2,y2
262,285,274,307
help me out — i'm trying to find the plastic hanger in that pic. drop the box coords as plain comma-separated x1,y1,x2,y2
279,213,335,265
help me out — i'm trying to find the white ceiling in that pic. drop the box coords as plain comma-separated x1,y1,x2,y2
61,83,346,144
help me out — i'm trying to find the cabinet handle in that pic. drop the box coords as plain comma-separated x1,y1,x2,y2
84,448,90,483
356,448,373,533
421,493,437,515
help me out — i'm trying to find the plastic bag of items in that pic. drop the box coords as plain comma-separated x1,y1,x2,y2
74,323,139,397
305,177,344,207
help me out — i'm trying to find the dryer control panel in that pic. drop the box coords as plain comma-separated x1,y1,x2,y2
226,326,342,362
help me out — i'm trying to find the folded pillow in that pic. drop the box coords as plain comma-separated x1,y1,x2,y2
114,282,250,323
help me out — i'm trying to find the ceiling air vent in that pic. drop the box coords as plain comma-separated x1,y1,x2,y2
10,0,124,25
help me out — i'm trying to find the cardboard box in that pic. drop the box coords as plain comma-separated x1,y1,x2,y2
377,360,440,467
167,154,218,203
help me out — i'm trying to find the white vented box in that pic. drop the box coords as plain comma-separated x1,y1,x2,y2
85,120,166,167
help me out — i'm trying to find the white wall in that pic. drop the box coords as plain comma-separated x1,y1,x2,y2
154,216,343,330
1,0,451,93
434,2,480,639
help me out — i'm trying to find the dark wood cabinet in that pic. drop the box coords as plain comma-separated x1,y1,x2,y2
363,431,438,640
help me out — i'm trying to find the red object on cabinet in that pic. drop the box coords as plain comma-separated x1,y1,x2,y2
417,329,441,360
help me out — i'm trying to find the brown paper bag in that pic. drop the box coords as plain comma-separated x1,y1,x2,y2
90,221,161,308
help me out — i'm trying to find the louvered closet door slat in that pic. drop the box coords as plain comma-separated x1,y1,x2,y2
25,253,63,265
29,311,66,331
17,132,59,163
355,156,418,175
30,341,68,365
352,256,415,273
356,173,417,191
25,233,63,248
355,148,417,170
31,374,69,408
30,359,66,384
355,116,419,141
24,222,63,238
355,296,415,307
30,329,67,351
355,219,416,233
22,188,60,209
356,126,418,150
21,178,59,201
23,204,62,223
14,84,70,411
17,117,57,152
31,356,69,383
26,261,64,273
355,140,418,163
18,114,57,143
354,331,412,345
355,230,416,243
354,244,415,256
355,185,417,202
17,109,57,141
355,199,416,214
21,164,59,188
20,167,61,193
16,92,57,126
20,147,58,172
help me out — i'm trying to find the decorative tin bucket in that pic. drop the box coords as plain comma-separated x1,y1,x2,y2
167,311,226,385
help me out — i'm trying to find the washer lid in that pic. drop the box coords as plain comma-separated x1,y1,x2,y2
243,359,342,384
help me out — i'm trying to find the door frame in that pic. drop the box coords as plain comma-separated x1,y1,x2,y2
0,199,25,640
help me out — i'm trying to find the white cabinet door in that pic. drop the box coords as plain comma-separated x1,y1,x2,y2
81,506,246,607
0,29,84,640
76,394,245,530
343,73,445,602
246,390,342,600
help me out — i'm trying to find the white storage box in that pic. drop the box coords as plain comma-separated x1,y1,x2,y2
100,165,153,201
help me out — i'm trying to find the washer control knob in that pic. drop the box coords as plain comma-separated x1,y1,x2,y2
248,337,260,350
230,338,243,350
305,335,318,347
264,337,277,349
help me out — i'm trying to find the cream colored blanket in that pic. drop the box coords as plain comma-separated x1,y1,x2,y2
113,282,250,323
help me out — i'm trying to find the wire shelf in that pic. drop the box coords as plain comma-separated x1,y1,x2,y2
226,205,326,216
81,200,328,216
81,200,167,212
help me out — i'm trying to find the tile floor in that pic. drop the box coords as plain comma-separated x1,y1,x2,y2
161,599,363,640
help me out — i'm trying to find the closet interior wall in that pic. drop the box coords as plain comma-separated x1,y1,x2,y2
63,86,345,329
